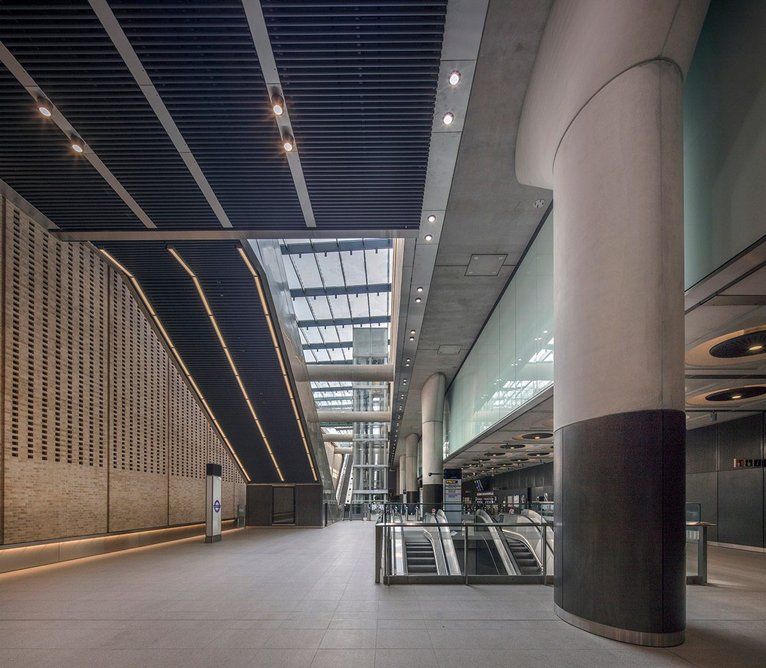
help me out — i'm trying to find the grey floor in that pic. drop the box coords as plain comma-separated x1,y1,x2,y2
0,521,764,667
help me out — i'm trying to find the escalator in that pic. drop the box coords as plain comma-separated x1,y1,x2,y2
404,534,438,574
505,536,541,575
336,452,353,506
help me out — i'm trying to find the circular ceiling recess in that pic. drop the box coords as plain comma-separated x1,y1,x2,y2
687,326,766,367
704,386,766,402
710,331,766,358
511,431,553,442
501,443,526,450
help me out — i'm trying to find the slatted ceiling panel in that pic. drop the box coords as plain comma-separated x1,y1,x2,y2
173,242,311,476
0,1,220,231
5,205,108,466
110,1,305,231
110,271,167,475
261,0,447,230
101,241,313,482
0,68,144,232
100,242,280,481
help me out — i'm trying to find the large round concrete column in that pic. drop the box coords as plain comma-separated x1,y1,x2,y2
404,433,419,504
553,58,686,648
515,0,708,647
421,373,445,507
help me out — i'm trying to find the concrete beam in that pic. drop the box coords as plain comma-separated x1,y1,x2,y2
307,364,394,382
317,410,391,423
322,433,353,442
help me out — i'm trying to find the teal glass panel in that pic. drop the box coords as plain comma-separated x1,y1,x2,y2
445,217,553,455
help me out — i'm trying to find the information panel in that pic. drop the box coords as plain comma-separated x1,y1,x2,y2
206,463,222,543
443,468,462,524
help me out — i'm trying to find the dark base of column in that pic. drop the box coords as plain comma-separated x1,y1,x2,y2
554,409,685,646
406,491,419,504
205,534,221,544
421,484,442,508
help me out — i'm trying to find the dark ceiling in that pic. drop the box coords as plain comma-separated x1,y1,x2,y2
0,0,448,483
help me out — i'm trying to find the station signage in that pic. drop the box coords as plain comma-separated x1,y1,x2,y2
733,459,764,468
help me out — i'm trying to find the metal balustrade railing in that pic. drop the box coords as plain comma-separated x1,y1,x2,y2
374,504,711,586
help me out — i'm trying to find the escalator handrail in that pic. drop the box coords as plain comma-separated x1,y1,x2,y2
475,510,517,575
435,510,462,575
423,516,449,575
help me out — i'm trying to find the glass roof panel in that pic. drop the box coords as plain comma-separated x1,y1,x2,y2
281,238,393,435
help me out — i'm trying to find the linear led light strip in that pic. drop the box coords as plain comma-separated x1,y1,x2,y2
238,247,318,481
168,247,285,482
98,249,251,483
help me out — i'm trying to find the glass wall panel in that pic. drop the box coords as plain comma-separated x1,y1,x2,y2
683,0,766,288
445,217,553,456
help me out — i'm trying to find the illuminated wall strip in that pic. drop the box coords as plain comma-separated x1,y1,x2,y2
238,246,318,481
168,247,285,482
97,249,251,483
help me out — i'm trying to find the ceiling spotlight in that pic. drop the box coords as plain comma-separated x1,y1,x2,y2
448,70,461,86
409,336,414,341
749,344,764,352
427,214,437,223
424,234,433,241
415,297,421,303
37,99,52,118
70,139,84,153
410,330,415,335
442,112,454,126
282,134,295,152
406,358,411,363
731,394,742,400
416,287,424,293
271,94,285,116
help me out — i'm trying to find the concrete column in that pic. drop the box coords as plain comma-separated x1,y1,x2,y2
404,433,419,504
552,59,686,647
421,373,445,507
398,453,406,500
515,0,708,647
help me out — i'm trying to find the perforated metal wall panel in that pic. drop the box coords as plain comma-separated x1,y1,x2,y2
6,204,109,466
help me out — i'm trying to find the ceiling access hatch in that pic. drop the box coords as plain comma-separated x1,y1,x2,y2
465,254,507,276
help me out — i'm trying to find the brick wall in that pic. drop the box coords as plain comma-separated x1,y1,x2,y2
1,199,246,545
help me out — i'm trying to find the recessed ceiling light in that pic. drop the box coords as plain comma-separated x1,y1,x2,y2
282,134,295,152
71,139,84,153
749,344,764,352
271,94,285,116
410,330,415,335
731,394,742,400
427,214,436,223
416,287,423,293
442,112,454,126
424,234,433,241
406,358,411,363
448,70,461,86
37,99,52,117
409,336,414,341
415,297,421,303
